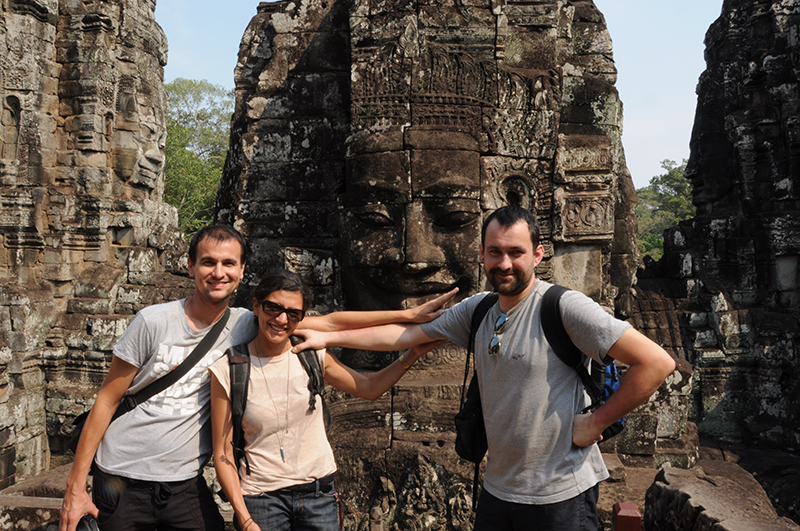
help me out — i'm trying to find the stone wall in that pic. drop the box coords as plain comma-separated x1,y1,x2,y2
641,0,800,450
0,0,191,489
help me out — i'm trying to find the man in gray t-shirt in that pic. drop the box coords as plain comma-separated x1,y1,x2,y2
293,205,676,531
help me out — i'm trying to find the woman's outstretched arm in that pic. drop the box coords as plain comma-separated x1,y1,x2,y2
322,339,446,401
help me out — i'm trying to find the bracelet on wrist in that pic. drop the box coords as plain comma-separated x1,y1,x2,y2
400,351,413,370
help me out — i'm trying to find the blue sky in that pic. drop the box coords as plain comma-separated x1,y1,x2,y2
155,0,722,189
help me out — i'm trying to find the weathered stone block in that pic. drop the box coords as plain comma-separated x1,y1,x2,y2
74,265,125,299
327,390,392,450
391,380,461,434
617,414,658,456
86,316,130,351
41,263,81,282
126,248,158,273
247,161,346,202
552,244,603,301
240,201,339,239
0,446,16,488
13,433,49,480
346,151,411,205
66,298,114,315
285,247,335,287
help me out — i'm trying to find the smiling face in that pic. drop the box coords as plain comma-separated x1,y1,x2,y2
253,290,305,346
112,120,166,190
340,130,483,311
480,219,545,302
187,237,245,306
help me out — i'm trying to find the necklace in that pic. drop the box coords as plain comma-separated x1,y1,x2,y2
254,349,291,463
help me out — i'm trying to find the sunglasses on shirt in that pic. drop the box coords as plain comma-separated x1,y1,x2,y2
260,300,306,322
488,313,507,356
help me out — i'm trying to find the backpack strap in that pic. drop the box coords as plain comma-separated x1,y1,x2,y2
463,292,498,511
292,335,331,430
540,285,604,407
227,342,251,475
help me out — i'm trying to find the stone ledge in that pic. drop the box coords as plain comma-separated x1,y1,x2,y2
644,461,800,531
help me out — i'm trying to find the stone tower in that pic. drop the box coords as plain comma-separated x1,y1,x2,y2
637,0,800,450
0,0,191,487
218,1,682,528
219,0,639,323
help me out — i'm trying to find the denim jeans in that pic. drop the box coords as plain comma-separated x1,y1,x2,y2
474,484,599,531
92,468,224,531
243,481,340,531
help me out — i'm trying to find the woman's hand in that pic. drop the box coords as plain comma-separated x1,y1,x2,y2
405,288,458,323
239,516,262,531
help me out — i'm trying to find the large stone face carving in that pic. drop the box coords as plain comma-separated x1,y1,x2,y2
219,0,656,527
220,0,639,315
0,0,190,488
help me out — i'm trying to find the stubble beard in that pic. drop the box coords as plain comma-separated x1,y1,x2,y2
487,267,533,297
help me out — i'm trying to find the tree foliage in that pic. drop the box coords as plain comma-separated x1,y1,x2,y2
636,159,696,261
163,78,233,235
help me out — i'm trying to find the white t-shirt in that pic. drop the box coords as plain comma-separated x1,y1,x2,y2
94,300,257,482
209,348,336,495
421,280,631,505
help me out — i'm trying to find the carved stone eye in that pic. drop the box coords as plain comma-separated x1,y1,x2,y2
435,210,479,229
353,209,394,228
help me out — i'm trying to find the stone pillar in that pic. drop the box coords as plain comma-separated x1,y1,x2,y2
0,0,191,487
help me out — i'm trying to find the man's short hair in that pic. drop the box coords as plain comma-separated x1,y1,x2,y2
253,269,313,311
481,205,540,247
188,225,248,264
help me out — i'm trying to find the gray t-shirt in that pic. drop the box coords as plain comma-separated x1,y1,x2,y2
94,300,257,482
421,280,631,505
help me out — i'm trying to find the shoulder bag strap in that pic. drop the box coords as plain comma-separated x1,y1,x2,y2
464,292,498,511
112,307,232,421
461,293,499,404
290,335,332,429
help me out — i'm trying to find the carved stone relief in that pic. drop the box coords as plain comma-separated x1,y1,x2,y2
0,0,188,488
641,0,800,452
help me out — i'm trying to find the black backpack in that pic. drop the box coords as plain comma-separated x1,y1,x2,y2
456,285,625,507
541,284,625,440
226,335,329,475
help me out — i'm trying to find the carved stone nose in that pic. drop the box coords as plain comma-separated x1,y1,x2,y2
382,248,404,265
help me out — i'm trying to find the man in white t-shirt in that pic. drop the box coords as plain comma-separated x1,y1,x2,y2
60,225,254,531
292,205,676,530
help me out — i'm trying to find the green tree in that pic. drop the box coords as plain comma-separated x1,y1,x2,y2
636,159,696,261
163,78,233,235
